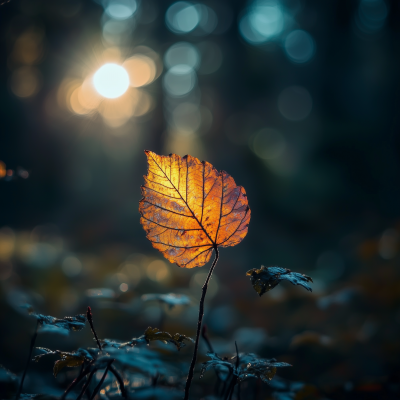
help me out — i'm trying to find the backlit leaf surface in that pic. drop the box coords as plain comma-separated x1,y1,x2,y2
139,151,250,268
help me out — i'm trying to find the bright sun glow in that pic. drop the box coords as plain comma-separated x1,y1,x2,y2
93,63,130,99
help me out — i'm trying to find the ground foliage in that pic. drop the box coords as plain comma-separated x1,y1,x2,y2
22,305,86,333
246,266,313,296
200,351,291,382
100,326,193,351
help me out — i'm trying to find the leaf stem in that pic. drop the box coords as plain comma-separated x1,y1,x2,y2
61,362,94,400
228,381,236,400
235,341,239,369
16,320,39,400
184,248,219,400
109,365,127,398
90,361,114,400
76,369,96,400
86,307,102,351
201,324,222,395
224,376,236,400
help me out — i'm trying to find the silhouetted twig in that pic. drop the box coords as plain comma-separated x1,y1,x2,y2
152,372,159,387
224,343,240,400
90,361,114,400
224,376,236,400
76,369,96,400
202,324,222,395
86,307,102,351
60,362,94,400
235,342,241,400
235,341,240,369
109,365,127,398
16,320,39,400
184,248,219,400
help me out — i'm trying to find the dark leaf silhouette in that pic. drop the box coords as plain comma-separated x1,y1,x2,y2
144,327,194,350
139,151,250,268
34,348,94,377
243,358,291,383
200,353,233,379
246,266,313,296
141,293,190,308
200,352,290,384
24,306,86,332
0,364,17,391
106,346,178,376
53,356,84,378
38,325,70,335
101,327,193,351
100,338,144,348
0,364,17,380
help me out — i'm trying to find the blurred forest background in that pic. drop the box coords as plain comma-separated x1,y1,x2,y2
1,0,400,398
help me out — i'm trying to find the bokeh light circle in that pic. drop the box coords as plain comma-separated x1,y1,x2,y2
164,42,200,70
357,0,388,32
105,0,137,20
163,65,197,97
284,30,315,63
239,3,284,45
93,63,130,98
166,1,200,34
123,55,157,87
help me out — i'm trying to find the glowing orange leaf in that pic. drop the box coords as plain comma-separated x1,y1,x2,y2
139,151,251,268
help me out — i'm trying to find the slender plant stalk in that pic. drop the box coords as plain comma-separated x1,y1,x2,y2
86,307,102,351
235,341,239,369
90,361,114,400
109,365,127,398
224,377,235,400
61,362,94,400
254,378,261,400
228,382,236,400
16,320,39,400
201,324,222,395
76,369,96,400
87,307,127,398
223,342,240,400
184,248,219,400
220,371,231,398
234,342,240,400
152,372,159,387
